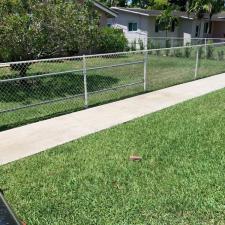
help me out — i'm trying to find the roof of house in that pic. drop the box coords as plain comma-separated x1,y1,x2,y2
93,1,117,18
111,7,195,19
111,7,225,21
211,11,225,21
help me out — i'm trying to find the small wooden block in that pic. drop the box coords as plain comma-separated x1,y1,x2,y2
129,155,142,161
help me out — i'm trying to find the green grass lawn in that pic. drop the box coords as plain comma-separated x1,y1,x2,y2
1,45,225,130
1,88,225,224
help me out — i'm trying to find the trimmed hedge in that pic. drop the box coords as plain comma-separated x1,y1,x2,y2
97,27,128,53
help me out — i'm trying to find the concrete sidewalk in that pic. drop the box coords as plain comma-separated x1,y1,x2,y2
1,73,225,165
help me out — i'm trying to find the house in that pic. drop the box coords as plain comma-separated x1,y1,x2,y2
107,7,225,47
209,12,225,39
78,0,117,26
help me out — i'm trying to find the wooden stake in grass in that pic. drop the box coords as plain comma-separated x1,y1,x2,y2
129,155,142,161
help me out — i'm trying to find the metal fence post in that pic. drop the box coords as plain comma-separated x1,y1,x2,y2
144,51,148,91
194,48,199,80
205,38,207,58
83,55,88,108
171,38,174,48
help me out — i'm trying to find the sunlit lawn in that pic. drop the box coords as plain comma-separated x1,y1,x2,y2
0,46,225,130
1,88,225,224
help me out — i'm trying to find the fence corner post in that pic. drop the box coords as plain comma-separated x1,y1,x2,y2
144,51,148,91
194,48,199,80
83,55,88,108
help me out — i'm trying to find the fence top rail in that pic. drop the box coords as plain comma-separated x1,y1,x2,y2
128,37,225,40
0,41,225,67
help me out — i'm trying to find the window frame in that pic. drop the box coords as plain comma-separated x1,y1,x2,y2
128,22,138,32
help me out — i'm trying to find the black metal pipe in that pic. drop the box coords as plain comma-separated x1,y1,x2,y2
0,189,23,225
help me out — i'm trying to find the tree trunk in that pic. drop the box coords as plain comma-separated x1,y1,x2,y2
10,63,31,85
207,15,212,38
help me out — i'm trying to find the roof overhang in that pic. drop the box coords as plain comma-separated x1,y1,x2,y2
93,1,117,18
111,7,195,20
111,7,150,17
180,16,194,20
211,16,225,21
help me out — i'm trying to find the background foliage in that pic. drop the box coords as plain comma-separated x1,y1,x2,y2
99,0,224,13
0,0,100,62
97,27,128,53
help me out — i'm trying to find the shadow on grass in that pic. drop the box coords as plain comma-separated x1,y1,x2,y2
0,89,145,132
0,73,119,103
0,71,144,131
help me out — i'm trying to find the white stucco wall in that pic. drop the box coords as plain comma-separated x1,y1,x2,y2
108,10,207,48
108,11,180,41
179,19,193,40
108,11,149,47
178,18,205,44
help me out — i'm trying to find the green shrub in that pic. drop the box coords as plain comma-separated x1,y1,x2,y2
0,1,100,78
138,39,145,50
218,50,224,61
156,43,161,50
147,39,154,50
0,2,100,62
184,43,192,58
154,43,161,56
130,39,137,51
206,41,214,59
97,27,128,53
198,46,204,59
125,45,130,51
207,45,214,59
155,49,161,56
174,49,183,57
165,39,171,48
165,39,171,56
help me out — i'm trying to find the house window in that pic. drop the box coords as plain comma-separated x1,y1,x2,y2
107,23,112,27
195,25,200,37
128,22,137,31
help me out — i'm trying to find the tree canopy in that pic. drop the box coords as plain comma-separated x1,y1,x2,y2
188,0,224,18
99,0,127,7
99,0,224,12
156,6,178,35
0,0,100,62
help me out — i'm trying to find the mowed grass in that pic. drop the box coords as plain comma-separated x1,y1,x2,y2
1,88,225,224
1,46,225,130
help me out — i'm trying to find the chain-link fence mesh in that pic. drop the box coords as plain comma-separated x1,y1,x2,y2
147,46,197,91
147,42,225,92
198,43,225,79
1,41,225,130
0,52,145,130
128,37,225,50
85,52,144,107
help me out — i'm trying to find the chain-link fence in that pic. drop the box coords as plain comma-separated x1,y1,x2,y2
0,52,145,130
1,41,225,130
128,37,225,50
